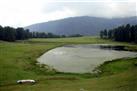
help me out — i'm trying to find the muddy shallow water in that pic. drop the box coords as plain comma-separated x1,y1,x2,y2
37,44,137,73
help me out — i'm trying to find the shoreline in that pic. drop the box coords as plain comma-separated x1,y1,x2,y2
35,43,137,76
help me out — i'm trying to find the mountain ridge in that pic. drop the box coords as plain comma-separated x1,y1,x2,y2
25,16,137,35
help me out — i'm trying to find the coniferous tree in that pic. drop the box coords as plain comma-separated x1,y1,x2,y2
100,24,137,43
104,29,108,38
0,26,3,40
100,30,104,38
3,26,16,41
108,30,112,39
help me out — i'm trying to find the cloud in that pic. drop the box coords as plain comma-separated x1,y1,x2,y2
0,0,136,27
43,2,136,18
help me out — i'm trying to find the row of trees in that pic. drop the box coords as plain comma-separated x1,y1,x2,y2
100,24,137,43
0,26,30,41
0,26,63,41
0,25,83,42
31,32,82,38
31,32,63,38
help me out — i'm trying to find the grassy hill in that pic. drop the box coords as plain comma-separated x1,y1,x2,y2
25,16,137,36
0,37,137,91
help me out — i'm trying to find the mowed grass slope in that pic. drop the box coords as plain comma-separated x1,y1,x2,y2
28,37,114,44
0,37,137,91
0,42,63,84
1,70,137,91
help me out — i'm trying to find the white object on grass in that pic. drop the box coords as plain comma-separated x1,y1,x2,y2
17,79,36,84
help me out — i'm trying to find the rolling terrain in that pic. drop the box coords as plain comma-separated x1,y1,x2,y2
0,37,137,91
25,16,137,35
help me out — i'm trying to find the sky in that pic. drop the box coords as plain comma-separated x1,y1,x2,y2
0,0,136,27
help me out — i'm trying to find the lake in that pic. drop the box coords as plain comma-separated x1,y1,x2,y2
37,44,137,73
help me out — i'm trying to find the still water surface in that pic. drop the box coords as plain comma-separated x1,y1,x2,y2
37,44,137,73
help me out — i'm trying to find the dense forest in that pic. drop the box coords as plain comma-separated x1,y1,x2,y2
100,24,137,43
0,26,30,41
0,26,62,41
0,25,82,42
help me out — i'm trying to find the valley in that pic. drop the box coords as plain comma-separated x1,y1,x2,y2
0,37,137,91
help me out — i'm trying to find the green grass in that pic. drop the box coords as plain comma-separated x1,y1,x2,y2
96,58,137,76
0,42,62,84
0,37,137,91
28,37,115,44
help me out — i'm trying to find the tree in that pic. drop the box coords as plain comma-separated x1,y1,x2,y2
16,28,25,40
0,26,3,40
3,26,16,41
24,29,30,39
129,25,135,42
0,25,31,42
104,29,108,38
124,24,131,42
100,24,137,43
108,30,112,39
135,25,137,43
100,30,104,38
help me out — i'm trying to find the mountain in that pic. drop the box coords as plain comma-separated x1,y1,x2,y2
25,16,137,35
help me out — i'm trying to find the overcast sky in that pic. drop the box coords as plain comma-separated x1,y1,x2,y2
0,0,136,27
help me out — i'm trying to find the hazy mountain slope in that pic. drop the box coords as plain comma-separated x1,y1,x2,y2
25,16,137,35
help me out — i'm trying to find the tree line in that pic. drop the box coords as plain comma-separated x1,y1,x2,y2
31,32,82,38
0,26,30,41
0,25,83,42
30,32,65,38
100,24,137,43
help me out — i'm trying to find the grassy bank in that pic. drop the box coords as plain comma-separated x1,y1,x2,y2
0,37,137,91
